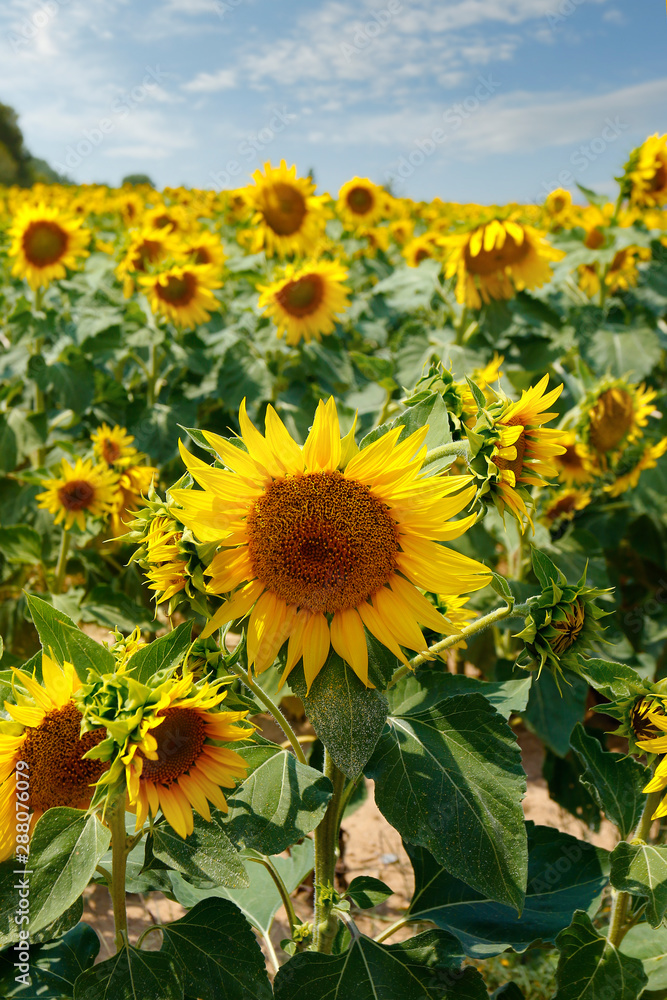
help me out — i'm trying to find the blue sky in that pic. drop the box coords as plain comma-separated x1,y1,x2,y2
1,0,665,202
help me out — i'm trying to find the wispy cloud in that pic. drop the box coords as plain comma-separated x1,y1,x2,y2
183,68,237,92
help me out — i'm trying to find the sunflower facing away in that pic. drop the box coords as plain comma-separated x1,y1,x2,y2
8,203,90,289
143,514,189,605
242,160,330,257
172,398,491,690
109,465,157,537
0,656,107,861
605,438,667,498
36,457,119,531
257,260,350,345
440,219,565,308
337,177,392,231
140,263,222,329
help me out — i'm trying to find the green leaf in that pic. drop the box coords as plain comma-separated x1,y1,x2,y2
490,571,514,603
25,594,114,678
0,525,42,564
347,876,394,909
0,810,110,947
73,945,183,1000
125,621,193,683
570,724,650,839
523,671,588,758
543,749,602,833
160,898,272,1000
584,327,662,381
0,921,100,998
0,415,18,475
169,839,314,937
531,547,562,589
553,910,647,1000
365,693,527,911
179,425,220,457
224,748,332,855
360,392,452,458
274,929,476,1000
576,655,644,702
576,183,607,208
491,986,525,1000
387,670,532,719
620,923,667,992
610,843,667,928
289,656,388,778
151,813,249,889
404,823,609,957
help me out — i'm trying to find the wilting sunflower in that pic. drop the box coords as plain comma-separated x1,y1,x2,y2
337,177,392,231
109,465,157,537
140,263,222,329
625,134,667,208
242,160,330,257
111,675,250,838
542,487,592,525
605,438,667,497
257,260,350,345
0,656,107,861
553,431,597,486
581,380,657,459
91,423,138,468
172,398,491,690
36,457,119,531
440,219,565,309
143,515,188,604
8,203,90,290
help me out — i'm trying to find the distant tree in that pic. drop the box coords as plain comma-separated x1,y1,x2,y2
121,173,155,187
0,101,32,185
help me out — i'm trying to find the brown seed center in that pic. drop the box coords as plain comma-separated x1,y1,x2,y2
277,274,324,317
346,186,374,215
58,479,95,511
588,387,634,453
139,707,207,785
23,221,68,267
465,230,530,276
156,273,197,306
261,182,307,236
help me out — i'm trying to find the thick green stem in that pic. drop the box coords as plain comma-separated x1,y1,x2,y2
225,660,307,765
454,306,468,345
607,787,662,947
108,798,129,952
53,530,70,594
312,751,346,953
422,440,471,468
147,343,159,407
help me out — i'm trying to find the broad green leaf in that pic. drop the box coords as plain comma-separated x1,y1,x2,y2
491,986,525,999
80,586,154,632
387,670,532,719
347,875,393,909
179,425,220,456
576,655,644,702
531,547,562,588
543,749,602,833
584,327,662,380
523,670,588,757
0,525,42,564
404,823,609,957
25,594,114,678
30,898,84,945
289,656,388,778
224,748,332,855
0,415,18,475
365,693,527,912
570,724,649,839
0,810,110,947
553,910,647,1000
0,921,99,998
169,838,314,937
160,898,272,1000
151,813,249,889
620,923,667,991
73,945,183,1000
125,621,193,683
610,843,667,928
273,930,476,1000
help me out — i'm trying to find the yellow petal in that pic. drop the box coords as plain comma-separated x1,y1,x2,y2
331,608,369,686
302,612,330,692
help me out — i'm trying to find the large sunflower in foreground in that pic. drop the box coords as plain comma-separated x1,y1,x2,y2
581,380,657,459
0,657,107,861
36,457,119,531
440,219,564,308
140,263,222,329
257,260,350,344
242,161,330,257
625,134,667,208
8,203,90,289
172,398,491,690
337,178,392,231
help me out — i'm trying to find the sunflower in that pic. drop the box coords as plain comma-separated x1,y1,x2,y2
140,263,222,329
553,431,597,486
110,465,157,537
542,487,592,525
117,676,250,838
242,161,329,257
434,594,477,649
626,134,667,208
143,515,188,604
91,423,138,468
257,260,350,345
440,219,565,308
0,656,108,861
581,380,657,458
604,438,667,497
403,234,439,268
36,457,119,532
8,203,90,289
544,187,572,219
337,178,392,231
389,218,415,245
636,712,667,819
172,398,491,691
180,231,226,269
116,227,181,297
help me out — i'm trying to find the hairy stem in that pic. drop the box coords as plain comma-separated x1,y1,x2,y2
225,660,307,765
607,787,662,946
246,855,301,936
108,797,129,952
422,439,471,468
312,751,346,953
53,530,70,594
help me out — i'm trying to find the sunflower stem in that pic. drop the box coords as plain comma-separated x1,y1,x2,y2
454,305,468,345
607,786,662,947
224,660,307,765
147,342,159,407
108,797,129,952
246,855,301,937
312,750,346,954
422,440,471,468
53,530,70,594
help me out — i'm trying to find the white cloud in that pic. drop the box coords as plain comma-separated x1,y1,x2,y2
602,8,626,24
182,68,238,91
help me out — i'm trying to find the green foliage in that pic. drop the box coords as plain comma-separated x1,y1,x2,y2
553,911,647,1000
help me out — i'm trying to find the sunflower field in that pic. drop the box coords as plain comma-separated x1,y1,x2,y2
0,137,666,1000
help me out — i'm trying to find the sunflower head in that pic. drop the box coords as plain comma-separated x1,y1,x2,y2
91,423,139,467
36,457,119,532
257,259,350,345
241,160,330,257
553,431,597,486
580,379,657,459
604,438,667,497
337,177,393,231
8,203,90,289
542,487,592,527
544,187,572,219
139,263,222,329
622,134,667,208
402,233,440,268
